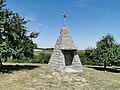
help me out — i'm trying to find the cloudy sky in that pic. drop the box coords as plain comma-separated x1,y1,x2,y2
6,0,120,50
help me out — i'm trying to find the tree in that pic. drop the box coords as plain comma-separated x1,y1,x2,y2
95,34,117,70
0,0,7,67
79,34,120,67
0,0,39,68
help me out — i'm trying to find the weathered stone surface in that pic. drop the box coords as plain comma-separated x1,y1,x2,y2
48,27,83,72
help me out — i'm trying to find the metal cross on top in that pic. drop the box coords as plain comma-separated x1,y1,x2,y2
61,12,68,27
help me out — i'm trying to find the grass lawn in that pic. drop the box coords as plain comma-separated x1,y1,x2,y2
0,63,120,90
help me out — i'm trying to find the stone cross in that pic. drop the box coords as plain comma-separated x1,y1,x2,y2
61,12,68,27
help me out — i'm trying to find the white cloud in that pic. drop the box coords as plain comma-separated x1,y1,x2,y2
20,4,39,12
25,15,36,21
24,15,49,32
28,23,49,32
76,0,91,8
34,23,49,31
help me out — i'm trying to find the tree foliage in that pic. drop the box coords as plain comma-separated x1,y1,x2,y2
0,0,39,67
79,34,120,69
95,34,117,69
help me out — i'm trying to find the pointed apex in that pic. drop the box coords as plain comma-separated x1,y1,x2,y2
54,28,77,50
61,27,68,30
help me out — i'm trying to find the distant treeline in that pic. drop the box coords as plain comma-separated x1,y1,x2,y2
37,48,54,50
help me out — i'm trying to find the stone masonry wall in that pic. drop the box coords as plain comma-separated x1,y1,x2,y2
48,27,83,72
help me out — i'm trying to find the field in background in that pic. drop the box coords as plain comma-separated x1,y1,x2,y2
0,63,120,90
34,48,53,55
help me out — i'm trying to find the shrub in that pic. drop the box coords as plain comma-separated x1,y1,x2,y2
29,52,51,63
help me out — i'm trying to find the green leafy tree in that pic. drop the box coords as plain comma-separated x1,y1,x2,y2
0,0,39,68
79,48,99,65
0,0,8,67
95,34,118,70
79,34,120,67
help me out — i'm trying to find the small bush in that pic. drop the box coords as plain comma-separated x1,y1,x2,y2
30,52,51,63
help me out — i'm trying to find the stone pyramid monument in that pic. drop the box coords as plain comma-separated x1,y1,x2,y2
48,12,83,72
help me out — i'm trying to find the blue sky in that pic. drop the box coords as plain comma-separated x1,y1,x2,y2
6,0,120,50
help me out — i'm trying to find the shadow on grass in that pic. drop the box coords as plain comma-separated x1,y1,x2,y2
88,66,120,73
0,64,39,73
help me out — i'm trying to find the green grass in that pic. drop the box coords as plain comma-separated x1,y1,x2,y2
34,49,52,56
0,63,120,90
